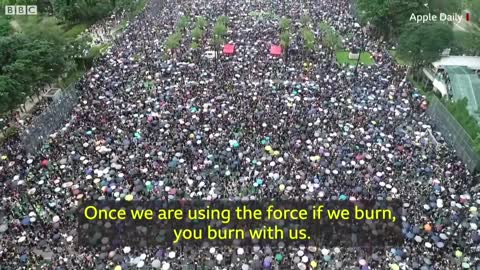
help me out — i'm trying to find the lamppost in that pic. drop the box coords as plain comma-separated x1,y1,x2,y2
354,27,367,79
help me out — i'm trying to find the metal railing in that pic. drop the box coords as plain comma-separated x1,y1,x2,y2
20,83,81,154
427,96,480,172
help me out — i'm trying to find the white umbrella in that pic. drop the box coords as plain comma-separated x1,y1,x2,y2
168,251,175,259
152,259,161,269
161,262,170,270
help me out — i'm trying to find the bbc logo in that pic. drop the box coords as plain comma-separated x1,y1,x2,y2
5,5,38,15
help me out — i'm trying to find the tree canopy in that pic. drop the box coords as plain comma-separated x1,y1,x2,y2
301,27,315,53
356,0,425,37
195,16,208,30
397,23,453,67
0,0,144,114
279,17,291,32
176,15,190,32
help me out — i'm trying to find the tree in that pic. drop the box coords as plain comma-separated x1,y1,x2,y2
279,17,290,33
191,40,200,61
165,32,182,60
319,23,342,59
357,0,425,37
301,27,315,58
0,17,11,37
192,27,203,42
66,33,93,70
191,41,199,50
0,75,27,113
213,23,226,50
452,31,480,56
51,0,114,23
280,31,291,63
191,27,203,62
218,16,229,26
318,22,331,33
428,0,462,14
177,15,190,33
195,16,208,30
213,20,227,49
300,15,311,27
212,18,228,65
0,33,65,95
3,39,66,97
398,23,453,71
469,0,480,25
14,16,65,46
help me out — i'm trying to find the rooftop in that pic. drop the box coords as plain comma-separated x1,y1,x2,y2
433,56,480,71
445,66,480,123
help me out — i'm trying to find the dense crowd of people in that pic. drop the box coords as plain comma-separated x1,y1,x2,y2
1,0,479,269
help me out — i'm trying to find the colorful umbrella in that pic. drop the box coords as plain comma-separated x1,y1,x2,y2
275,253,283,262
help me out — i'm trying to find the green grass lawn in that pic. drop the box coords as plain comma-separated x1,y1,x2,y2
336,51,375,66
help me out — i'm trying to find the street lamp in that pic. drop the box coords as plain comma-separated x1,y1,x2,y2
354,27,367,79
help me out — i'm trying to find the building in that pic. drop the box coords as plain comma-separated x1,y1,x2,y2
422,56,480,124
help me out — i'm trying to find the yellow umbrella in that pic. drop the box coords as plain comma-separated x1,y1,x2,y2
389,264,400,270
279,184,285,191
0,155,7,160
310,260,317,268
125,194,134,201
455,250,463,257
264,145,273,152
114,266,122,270
272,150,280,157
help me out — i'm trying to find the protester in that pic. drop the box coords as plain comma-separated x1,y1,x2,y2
1,0,479,269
